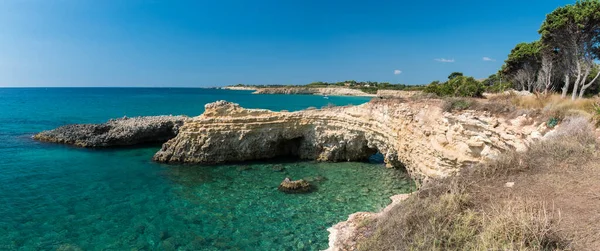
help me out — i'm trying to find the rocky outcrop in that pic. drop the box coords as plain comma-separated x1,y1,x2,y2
34,116,189,147
325,194,411,251
153,100,546,179
278,177,312,193
252,87,374,97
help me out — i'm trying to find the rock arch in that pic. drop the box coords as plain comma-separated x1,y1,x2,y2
153,100,542,179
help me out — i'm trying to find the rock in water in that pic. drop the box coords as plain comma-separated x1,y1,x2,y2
33,115,189,147
278,177,312,193
272,164,285,172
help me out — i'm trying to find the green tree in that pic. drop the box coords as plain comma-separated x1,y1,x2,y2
503,41,542,91
424,76,484,97
539,0,600,99
448,72,464,80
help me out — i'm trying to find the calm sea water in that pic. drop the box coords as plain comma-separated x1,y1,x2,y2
0,88,413,251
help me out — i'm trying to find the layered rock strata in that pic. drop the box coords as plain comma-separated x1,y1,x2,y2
153,100,545,178
252,87,374,97
34,116,189,147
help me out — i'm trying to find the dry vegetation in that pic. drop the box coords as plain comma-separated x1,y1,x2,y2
357,94,600,251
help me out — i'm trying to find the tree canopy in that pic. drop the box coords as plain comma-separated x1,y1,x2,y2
448,72,464,80
539,0,600,98
424,75,484,97
503,41,542,76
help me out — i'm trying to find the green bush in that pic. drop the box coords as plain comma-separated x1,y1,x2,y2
424,76,485,97
486,81,512,93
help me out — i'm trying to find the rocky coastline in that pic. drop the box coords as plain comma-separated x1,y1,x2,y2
221,86,258,91
153,100,544,179
34,99,550,250
33,115,189,147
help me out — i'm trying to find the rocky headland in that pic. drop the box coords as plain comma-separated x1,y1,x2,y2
34,99,551,250
153,100,545,179
34,115,189,147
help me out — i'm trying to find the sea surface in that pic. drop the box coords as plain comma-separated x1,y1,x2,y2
0,88,414,250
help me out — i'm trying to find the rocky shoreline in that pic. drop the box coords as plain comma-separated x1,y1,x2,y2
33,99,551,250
153,100,544,179
325,193,412,251
34,115,189,147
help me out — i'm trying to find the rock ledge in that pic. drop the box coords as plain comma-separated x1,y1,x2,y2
34,115,189,147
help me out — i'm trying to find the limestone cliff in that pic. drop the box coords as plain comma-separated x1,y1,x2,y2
153,100,544,178
34,116,189,147
252,87,374,97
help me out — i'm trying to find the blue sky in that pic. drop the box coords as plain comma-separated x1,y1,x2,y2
0,0,574,87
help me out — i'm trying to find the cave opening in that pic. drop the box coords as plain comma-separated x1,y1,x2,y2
272,136,304,159
368,152,385,164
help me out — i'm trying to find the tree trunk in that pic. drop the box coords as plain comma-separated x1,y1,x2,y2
572,61,582,100
562,74,570,98
579,70,600,98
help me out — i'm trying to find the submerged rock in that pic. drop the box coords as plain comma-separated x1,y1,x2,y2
272,164,285,172
278,177,312,193
34,116,189,147
304,175,328,183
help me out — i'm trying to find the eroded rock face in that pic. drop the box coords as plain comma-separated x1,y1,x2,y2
153,100,545,179
325,194,411,251
34,116,189,147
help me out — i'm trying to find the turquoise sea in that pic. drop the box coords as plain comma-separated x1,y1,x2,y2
0,88,414,251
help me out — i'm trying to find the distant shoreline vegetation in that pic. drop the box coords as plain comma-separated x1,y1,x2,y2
229,81,425,94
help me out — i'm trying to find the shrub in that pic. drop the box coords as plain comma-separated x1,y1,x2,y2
486,81,512,93
424,76,485,97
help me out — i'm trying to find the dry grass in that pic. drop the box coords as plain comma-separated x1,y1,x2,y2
358,115,599,251
476,200,564,251
513,94,595,111
438,92,600,129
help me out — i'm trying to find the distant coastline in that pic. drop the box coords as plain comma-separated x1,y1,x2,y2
223,81,424,97
221,86,258,91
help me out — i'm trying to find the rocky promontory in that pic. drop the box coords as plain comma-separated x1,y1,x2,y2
34,116,189,147
153,100,546,179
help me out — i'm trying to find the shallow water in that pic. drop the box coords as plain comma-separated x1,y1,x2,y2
0,88,414,250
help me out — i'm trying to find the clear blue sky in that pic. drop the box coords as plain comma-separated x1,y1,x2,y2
0,0,574,87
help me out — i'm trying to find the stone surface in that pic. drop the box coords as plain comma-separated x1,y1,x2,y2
325,194,411,251
153,100,545,179
34,116,189,147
